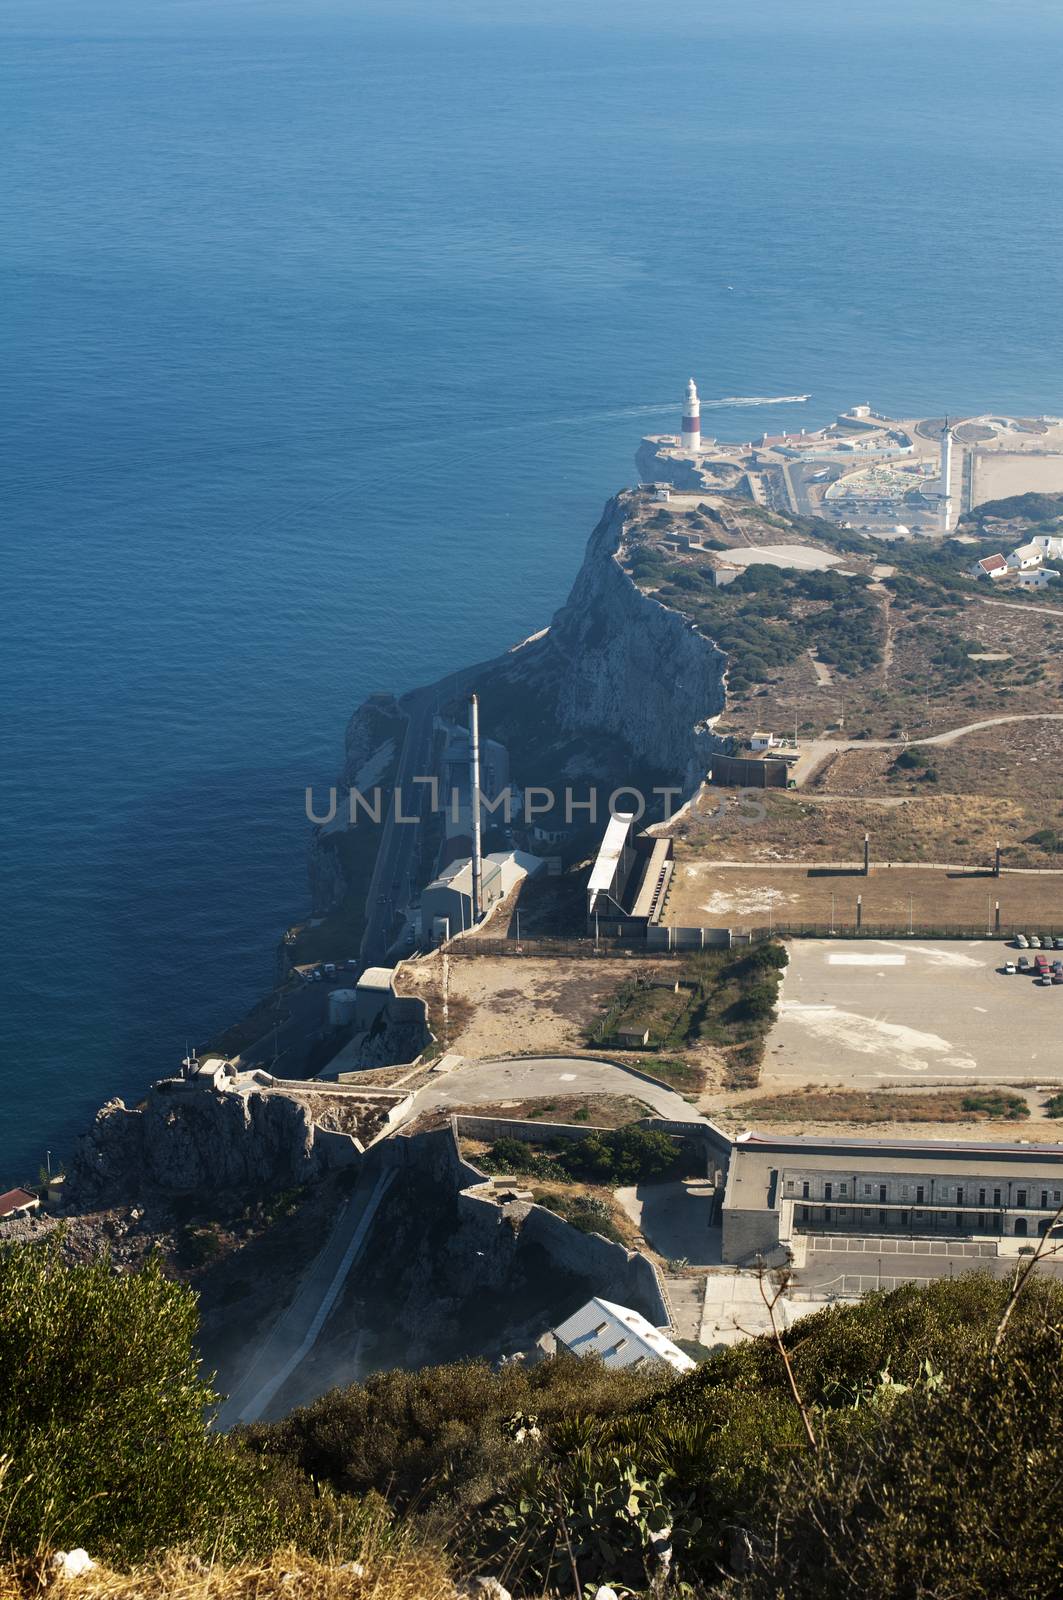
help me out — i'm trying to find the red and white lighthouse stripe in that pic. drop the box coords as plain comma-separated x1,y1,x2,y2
681,377,701,450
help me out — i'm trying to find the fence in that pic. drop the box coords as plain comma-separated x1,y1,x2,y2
748,922,1063,942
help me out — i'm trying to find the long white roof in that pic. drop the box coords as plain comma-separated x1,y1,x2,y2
587,813,636,895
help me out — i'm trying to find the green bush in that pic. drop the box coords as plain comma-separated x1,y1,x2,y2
0,1239,275,1561
555,1123,678,1185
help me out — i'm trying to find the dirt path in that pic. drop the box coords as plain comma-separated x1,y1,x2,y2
982,598,1063,620
792,712,1063,784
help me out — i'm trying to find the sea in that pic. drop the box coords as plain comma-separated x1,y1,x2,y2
3,0,1063,1184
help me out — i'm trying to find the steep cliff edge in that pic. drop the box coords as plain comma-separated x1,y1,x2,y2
309,490,729,923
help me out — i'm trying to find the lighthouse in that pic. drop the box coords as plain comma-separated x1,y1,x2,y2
939,416,955,531
940,417,955,501
681,377,701,451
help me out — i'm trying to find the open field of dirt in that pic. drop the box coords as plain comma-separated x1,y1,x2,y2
397,952,713,1062
665,861,1063,930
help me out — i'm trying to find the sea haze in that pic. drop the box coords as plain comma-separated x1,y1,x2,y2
2,0,1062,1180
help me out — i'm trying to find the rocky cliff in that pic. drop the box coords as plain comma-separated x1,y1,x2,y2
66,1081,360,1207
310,490,729,919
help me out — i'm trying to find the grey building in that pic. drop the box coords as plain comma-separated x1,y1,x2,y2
721,1131,1063,1265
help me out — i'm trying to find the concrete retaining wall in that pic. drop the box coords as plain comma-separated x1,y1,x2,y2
453,1114,612,1144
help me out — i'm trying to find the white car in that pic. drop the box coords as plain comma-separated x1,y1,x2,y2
1003,961,1017,974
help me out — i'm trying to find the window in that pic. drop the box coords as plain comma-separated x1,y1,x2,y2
902,1185,910,1199
979,1188,986,1205
956,1187,964,1205
802,1181,810,1199
785,1179,794,1193
993,1189,1001,1207
839,1182,848,1196
863,1208,872,1218
800,1206,810,1221
879,1184,887,1202
864,1183,872,1197
824,1182,833,1200
1054,1191,1061,1204
1042,1191,1049,1209
915,1210,924,1219
878,1210,887,1227
1017,1190,1027,1207
916,1186,925,1204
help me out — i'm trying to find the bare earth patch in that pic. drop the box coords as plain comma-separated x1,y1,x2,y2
411,1092,653,1131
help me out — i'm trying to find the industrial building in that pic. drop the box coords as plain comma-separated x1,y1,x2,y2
720,1130,1063,1265
586,812,674,935
422,849,544,942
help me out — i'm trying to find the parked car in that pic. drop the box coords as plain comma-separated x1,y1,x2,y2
1038,975,1054,987
1018,956,1031,971
1003,961,1017,974
323,962,336,978
1015,934,1029,948
1054,937,1063,950
1030,936,1042,949
1054,974,1063,986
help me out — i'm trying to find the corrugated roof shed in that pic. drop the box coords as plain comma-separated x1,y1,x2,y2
552,1297,695,1374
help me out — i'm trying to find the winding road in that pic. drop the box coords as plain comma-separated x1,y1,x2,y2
793,712,1063,785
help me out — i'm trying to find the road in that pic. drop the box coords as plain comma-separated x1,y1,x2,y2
407,1054,708,1123
360,663,481,970
215,1167,394,1429
791,711,1063,785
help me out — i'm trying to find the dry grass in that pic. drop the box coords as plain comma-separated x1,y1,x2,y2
725,1087,1030,1124
666,859,1063,929
0,1550,458,1600
414,1093,652,1131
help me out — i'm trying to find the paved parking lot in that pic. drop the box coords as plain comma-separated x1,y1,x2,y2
766,939,1063,1084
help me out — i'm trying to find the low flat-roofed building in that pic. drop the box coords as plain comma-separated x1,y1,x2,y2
0,1187,40,1222
721,1131,1063,1264
548,1297,695,1374
422,850,544,941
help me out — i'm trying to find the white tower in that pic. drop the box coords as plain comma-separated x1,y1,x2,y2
940,417,955,531
681,377,701,451
469,692,483,925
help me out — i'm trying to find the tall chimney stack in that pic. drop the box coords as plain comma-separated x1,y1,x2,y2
469,693,483,925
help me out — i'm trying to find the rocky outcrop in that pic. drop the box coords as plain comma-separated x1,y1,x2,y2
66,1082,359,1207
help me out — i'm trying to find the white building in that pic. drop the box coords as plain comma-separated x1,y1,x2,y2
1007,542,1043,571
1018,567,1060,590
1030,533,1063,559
548,1297,695,1375
970,554,1008,581
421,850,544,941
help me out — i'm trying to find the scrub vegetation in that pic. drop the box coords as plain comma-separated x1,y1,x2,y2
5,1243,1063,1599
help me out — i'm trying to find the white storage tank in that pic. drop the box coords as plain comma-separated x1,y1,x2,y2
328,988,360,1028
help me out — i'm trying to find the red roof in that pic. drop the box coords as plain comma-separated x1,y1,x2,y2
978,554,1007,574
0,1188,39,1218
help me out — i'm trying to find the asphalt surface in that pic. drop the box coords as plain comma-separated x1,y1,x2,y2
768,939,1063,1084
408,1055,706,1123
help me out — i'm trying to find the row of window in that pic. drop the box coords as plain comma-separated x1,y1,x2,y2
785,1178,1063,1208
799,1206,1000,1230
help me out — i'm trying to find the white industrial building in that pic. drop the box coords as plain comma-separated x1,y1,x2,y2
545,1297,695,1375
421,849,544,942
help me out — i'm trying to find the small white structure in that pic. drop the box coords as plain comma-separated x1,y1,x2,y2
549,1297,695,1375
1030,533,1063,559
681,377,701,451
355,966,396,1029
1018,567,1060,589
750,731,778,751
971,553,1008,581
1007,542,1043,571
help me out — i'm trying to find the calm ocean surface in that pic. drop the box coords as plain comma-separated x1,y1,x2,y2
2,0,1062,1181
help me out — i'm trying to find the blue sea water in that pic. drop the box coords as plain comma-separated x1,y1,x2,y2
3,0,1063,1182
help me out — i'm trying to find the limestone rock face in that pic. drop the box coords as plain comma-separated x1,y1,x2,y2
544,496,726,789
66,1083,345,1206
